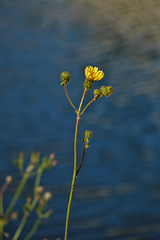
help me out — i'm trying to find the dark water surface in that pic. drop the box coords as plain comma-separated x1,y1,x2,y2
0,1,160,239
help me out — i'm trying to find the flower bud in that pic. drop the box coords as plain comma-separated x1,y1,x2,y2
100,86,114,97
60,71,70,85
49,153,55,159
24,200,32,213
13,152,24,171
94,89,102,99
36,186,44,194
10,211,18,220
5,175,12,184
27,196,32,203
43,192,52,202
31,152,40,164
3,232,9,238
52,160,57,167
83,79,93,90
84,130,93,139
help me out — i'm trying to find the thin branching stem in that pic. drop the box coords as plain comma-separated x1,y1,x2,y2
4,173,30,218
0,183,8,216
12,197,38,240
64,84,78,113
76,147,86,177
80,98,95,116
64,116,80,240
64,89,86,240
12,167,42,240
23,217,41,240
78,89,86,115
34,168,43,197
0,182,9,239
0,223,3,240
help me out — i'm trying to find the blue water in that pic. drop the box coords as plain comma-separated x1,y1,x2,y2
0,1,160,239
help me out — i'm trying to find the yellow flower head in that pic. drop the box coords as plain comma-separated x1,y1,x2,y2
85,66,104,81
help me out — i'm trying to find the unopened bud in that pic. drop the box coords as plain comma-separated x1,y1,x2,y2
3,232,9,238
5,175,12,184
49,153,55,159
39,199,45,205
100,86,114,97
27,196,32,203
83,79,93,90
60,71,70,85
19,152,24,158
94,89,102,99
10,211,18,220
31,152,40,164
36,186,44,194
52,160,57,167
43,192,52,202
84,130,93,139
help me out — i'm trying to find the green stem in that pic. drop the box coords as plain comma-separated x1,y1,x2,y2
5,173,29,217
34,168,43,197
0,193,4,217
78,89,86,114
64,117,80,240
0,183,6,240
23,217,41,240
12,197,38,240
13,164,43,240
64,89,86,240
0,224,3,240
64,84,78,113
76,147,86,177
80,98,95,116
0,182,9,216
12,213,28,240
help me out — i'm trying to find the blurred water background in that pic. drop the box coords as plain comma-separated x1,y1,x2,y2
0,0,160,239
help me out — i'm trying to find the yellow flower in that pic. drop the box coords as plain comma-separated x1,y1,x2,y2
85,66,104,81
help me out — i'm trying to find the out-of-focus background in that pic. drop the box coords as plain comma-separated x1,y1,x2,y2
0,0,160,239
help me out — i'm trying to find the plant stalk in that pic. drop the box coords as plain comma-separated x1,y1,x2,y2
64,84,78,113
23,217,41,240
12,197,38,240
76,147,86,177
64,89,86,240
5,173,29,218
64,116,80,240
80,98,95,116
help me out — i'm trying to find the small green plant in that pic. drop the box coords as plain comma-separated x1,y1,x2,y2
0,152,56,240
61,66,114,240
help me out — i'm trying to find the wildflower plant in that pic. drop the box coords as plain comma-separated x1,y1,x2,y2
0,65,113,240
61,66,114,240
0,152,56,240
